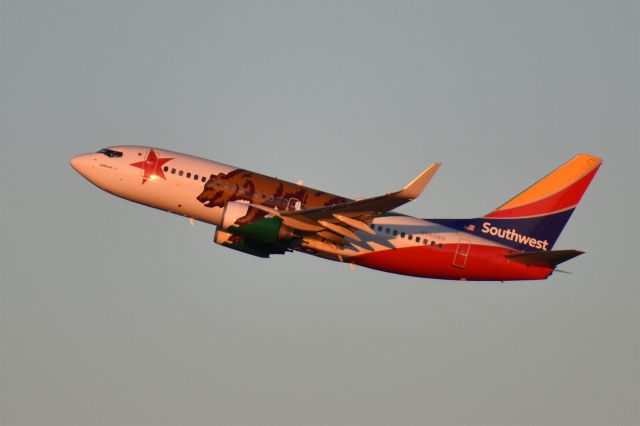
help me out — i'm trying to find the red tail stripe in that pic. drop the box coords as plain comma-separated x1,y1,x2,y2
486,166,599,219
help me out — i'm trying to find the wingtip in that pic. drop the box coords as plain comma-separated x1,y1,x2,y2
399,162,442,200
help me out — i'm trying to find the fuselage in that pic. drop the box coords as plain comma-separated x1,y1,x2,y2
70,146,558,281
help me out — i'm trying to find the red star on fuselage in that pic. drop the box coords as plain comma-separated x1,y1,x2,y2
130,149,173,184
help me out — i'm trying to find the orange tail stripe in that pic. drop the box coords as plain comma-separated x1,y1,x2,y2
486,165,600,218
496,154,602,211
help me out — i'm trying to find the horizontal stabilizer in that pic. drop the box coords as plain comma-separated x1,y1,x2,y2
506,249,584,268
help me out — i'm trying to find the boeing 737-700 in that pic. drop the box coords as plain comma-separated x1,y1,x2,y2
70,147,601,281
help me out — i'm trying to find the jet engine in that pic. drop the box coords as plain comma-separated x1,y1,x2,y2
214,228,286,258
219,201,294,242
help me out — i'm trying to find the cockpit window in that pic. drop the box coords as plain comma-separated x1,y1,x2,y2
97,148,123,158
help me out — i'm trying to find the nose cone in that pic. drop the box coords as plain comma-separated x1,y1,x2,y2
70,155,81,171
70,154,91,178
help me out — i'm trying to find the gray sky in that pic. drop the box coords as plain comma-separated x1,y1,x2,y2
1,1,638,425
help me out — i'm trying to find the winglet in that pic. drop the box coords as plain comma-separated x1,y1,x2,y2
396,162,441,200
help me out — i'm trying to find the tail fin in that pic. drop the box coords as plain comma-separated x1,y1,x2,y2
477,153,602,251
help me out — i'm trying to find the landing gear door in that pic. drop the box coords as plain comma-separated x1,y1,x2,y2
453,238,471,268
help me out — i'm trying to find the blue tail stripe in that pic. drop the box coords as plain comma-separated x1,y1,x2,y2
429,209,575,252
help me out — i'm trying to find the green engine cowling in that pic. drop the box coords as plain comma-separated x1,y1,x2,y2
214,228,286,258
214,201,294,257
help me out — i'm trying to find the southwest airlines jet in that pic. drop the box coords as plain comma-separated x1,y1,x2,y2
71,147,601,281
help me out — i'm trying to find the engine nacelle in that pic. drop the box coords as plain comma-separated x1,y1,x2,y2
220,201,294,243
214,228,286,258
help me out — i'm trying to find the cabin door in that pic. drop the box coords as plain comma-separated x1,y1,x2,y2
453,239,471,268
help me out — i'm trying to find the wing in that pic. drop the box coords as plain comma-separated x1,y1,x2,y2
236,162,440,259
273,162,441,258
281,162,440,226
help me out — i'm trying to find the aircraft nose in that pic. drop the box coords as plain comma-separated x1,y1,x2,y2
70,155,81,171
70,154,92,177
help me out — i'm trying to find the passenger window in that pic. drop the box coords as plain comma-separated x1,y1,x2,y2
416,237,421,243
400,232,405,238
438,243,443,249
378,226,383,231
163,166,169,172
194,175,198,180
186,172,191,178
431,241,435,247
385,228,390,234
392,230,398,236
262,193,267,199
179,170,184,176
171,168,176,174
408,235,412,240
202,176,206,182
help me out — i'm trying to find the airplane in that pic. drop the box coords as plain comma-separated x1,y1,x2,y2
70,147,601,281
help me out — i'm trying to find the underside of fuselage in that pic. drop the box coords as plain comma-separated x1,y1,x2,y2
350,241,553,281
295,215,554,281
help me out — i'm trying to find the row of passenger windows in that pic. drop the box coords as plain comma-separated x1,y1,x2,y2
163,165,306,209
368,224,443,248
164,166,208,182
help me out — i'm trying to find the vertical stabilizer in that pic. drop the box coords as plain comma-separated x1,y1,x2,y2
478,153,602,251
433,154,602,252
